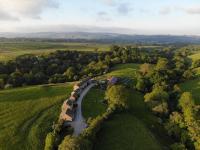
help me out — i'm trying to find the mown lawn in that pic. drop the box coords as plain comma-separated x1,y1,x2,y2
180,78,200,104
82,88,106,119
0,83,72,150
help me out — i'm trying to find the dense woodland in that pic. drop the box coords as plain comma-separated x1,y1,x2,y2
0,45,162,89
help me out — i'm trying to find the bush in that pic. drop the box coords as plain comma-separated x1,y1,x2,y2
0,79,4,89
170,143,187,150
44,132,56,150
192,59,200,68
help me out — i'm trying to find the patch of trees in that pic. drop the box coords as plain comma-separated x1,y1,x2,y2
165,92,200,150
135,50,200,149
0,45,163,89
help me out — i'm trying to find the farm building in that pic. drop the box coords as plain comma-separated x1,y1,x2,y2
107,77,118,85
73,78,91,91
60,99,77,121
69,95,77,101
60,108,74,122
61,99,73,112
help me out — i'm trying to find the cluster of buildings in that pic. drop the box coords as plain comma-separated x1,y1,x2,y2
60,78,93,122
59,76,118,122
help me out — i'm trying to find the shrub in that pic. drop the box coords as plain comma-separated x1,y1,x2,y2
44,132,56,150
170,143,187,150
0,79,4,89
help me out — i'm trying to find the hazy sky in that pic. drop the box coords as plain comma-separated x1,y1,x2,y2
0,0,200,35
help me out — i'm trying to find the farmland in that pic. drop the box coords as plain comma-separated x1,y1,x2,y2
0,83,72,150
0,42,110,61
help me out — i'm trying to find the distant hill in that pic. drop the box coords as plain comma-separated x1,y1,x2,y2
0,32,200,44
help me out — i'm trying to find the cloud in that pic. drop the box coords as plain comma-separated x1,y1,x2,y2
100,0,116,6
183,7,200,14
96,11,112,21
0,10,19,21
0,0,59,20
117,3,133,15
159,7,171,15
97,11,108,16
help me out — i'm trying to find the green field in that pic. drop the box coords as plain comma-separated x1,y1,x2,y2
98,63,140,85
93,90,171,150
180,78,200,104
82,63,171,150
82,88,107,119
0,42,110,61
106,63,139,78
0,83,72,150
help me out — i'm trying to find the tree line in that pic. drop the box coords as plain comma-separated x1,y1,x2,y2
0,45,163,89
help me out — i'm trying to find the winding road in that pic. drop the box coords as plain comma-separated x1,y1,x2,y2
69,83,95,136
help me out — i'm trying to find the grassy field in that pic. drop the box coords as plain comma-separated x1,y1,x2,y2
98,63,140,85
94,90,171,150
82,63,171,150
82,88,106,119
180,78,200,104
106,63,139,78
0,42,110,61
0,83,72,150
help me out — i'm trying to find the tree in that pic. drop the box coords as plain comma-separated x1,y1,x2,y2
179,92,200,149
105,55,111,65
182,70,194,80
136,76,151,92
170,143,187,150
0,79,4,89
156,58,169,71
64,67,75,81
23,73,35,85
144,86,169,103
58,136,81,150
139,63,152,75
193,59,200,68
105,85,128,109
8,71,24,87
152,102,168,115
34,72,47,84
49,74,66,83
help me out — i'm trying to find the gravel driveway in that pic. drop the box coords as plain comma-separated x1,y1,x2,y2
69,83,95,136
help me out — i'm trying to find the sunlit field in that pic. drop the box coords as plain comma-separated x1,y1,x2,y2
0,83,72,150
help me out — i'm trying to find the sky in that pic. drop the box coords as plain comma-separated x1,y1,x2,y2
0,0,200,35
